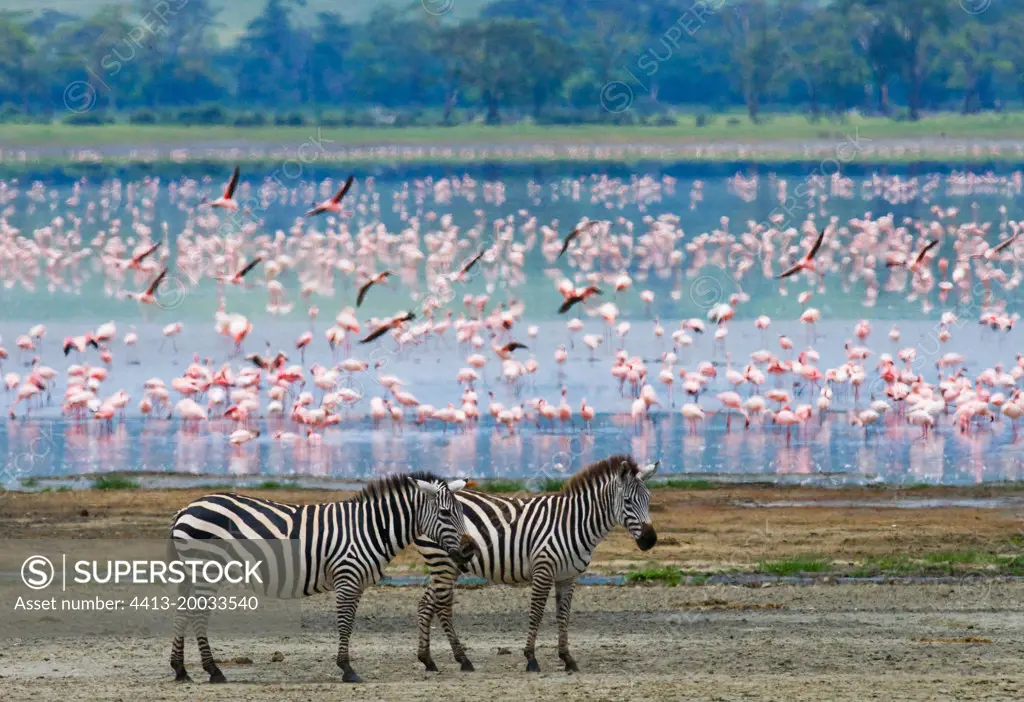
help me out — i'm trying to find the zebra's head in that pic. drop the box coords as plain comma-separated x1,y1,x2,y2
619,459,658,551
414,478,474,562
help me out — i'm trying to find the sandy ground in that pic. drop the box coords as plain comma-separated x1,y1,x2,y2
2,485,1022,571
3,583,1024,701
3,487,1024,699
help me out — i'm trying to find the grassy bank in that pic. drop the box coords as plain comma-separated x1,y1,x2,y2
3,113,1024,150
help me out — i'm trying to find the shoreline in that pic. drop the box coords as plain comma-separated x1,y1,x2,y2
2,153,1023,175
2,119,1024,166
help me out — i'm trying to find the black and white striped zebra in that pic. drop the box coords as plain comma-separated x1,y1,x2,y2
413,455,658,673
167,472,474,683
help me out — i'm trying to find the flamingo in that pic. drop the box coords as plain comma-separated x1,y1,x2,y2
201,165,241,211
777,228,826,279
305,174,355,217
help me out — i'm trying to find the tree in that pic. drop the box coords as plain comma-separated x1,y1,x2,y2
236,0,306,107
855,0,950,120
785,3,869,118
131,0,224,108
943,20,1005,114
0,12,38,112
718,0,785,122
308,12,353,110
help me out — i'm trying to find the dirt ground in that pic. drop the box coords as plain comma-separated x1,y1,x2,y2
2,485,1022,571
3,582,1024,701
3,487,1024,700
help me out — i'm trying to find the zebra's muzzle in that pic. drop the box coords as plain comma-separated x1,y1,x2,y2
635,524,657,551
450,534,478,565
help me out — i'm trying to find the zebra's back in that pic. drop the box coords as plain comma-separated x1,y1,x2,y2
170,493,344,598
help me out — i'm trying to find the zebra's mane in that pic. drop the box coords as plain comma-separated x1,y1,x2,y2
562,455,638,493
352,471,446,502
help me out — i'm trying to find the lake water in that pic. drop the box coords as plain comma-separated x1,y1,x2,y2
1,162,1022,488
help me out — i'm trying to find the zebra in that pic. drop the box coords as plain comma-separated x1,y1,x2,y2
167,472,475,684
413,454,658,673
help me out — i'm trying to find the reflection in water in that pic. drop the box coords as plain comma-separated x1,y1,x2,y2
4,413,1024,488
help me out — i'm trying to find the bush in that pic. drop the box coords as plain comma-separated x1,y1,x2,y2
63,111,114,125
695,113,714,127
274,112,307,126
340,110,379,127
0,104,25,123
317,112,346,128
128,109,157,124
233,111,268,127
726,116,742,126
648,114,677,127
178,104,226,125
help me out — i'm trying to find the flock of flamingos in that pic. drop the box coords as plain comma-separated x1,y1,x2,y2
1,166,1023,459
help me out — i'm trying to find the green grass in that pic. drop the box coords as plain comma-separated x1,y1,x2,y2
625,566,685,587
478,479,526,494
844,551,1024,577
253,480,300,490
91,475,140,490
918,550,1024,574
3,112,1024,153
847,555,920,578
652,478,719,490
536,478,566,492
757,555,833,576
20,477,39,488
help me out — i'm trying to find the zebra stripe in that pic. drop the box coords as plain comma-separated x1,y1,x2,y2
414,455,658,673
167,472,472,684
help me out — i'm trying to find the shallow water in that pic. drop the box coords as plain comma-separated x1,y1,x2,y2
2,163,1023,487
2,317,1023,489
4,408,1024,489
3,163,1023,322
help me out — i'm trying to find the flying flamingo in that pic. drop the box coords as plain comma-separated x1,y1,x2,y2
777,228,826,279
125,267,169,306
201,165,241,212
305,174,355,217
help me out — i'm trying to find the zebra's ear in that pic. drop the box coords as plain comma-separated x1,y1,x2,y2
447,479,468,493
638,461,660,481
414,479,442,496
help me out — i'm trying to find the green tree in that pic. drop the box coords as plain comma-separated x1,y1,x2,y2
718,0,785,122
855,0,951,120
785,4,869,118
0,12,38,112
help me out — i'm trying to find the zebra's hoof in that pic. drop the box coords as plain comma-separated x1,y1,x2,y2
423,661,439,673
460,659,475,672
172,669,191,683
525,658,541,673
208,671,227,684
342,670,362,683
564,660,580,673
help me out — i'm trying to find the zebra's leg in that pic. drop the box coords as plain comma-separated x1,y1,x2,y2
169,607,191,682
416,584,440,672
523,564,554,672
555,578,579,673
334,578,366,683
435,576,474,671
194,608,227,683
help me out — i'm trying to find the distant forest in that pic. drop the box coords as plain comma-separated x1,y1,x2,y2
0,0,1020,126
